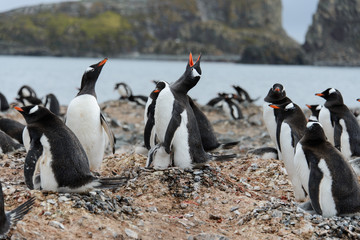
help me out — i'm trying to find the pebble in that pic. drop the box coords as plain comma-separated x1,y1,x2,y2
49,221,65,230
230,206,239,212
147,206,158,212
124,228,138,239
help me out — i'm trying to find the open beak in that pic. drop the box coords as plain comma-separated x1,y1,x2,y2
98,58,108,67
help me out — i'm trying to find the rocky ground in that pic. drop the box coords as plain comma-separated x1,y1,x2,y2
1,100,360,239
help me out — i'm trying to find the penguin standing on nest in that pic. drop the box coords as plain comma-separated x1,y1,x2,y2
16,105,127,192
65,58,115,171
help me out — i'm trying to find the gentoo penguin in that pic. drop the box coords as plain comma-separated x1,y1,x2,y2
269,102,307,201
144,81,168,150
0,130,23,154
115,82,148,106
206,93,228,107
296,121,360,217
305,104,322,122
16,85,42,106
0,118,25,144
114,82,132,99
263,83,292,159
316,88,360,159
0,182,35,237
232,85,259,103
0,92,9,112
15,105,127,192
65,58,115,171
221,94,243,120
44,93,60,116
147,53,235,169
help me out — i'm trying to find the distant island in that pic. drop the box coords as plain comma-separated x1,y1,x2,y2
0,0,359,66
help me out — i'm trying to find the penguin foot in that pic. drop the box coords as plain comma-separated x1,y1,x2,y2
297,201,316,215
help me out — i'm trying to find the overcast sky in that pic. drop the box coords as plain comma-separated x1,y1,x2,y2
0,0,318,44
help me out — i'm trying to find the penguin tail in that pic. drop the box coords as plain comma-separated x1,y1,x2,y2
96,176,129,189
218,141,240,150
7,197,35,224
210,153,239,162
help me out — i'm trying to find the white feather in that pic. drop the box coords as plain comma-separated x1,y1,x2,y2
23,127,30,152
263,103,281,160
279,123,306,201
339,119,351,160
329,88,336,94
66,94,106,171
38,135,58,191
294,143,310,196
29,105,39,114
172,111,192,169
191,68,200,78
319,107,334,145
318,159,337,217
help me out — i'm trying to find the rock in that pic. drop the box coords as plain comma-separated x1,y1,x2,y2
49,221,65,230
124,228,138,239
146,206,158,213
189,233,229,240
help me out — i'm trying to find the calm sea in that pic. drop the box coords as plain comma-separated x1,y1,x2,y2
1,55,360,108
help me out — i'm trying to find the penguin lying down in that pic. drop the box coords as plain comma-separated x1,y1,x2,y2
0,182,35,237
15,105,128,193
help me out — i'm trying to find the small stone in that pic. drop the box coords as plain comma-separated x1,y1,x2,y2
233,210,241,215
58,196,70,203
43,211,52,216
146,206,158,212
47,199,57,205
124,228,138,239
194,176,201,182
184,213,194,218
122,206,133,214
230,206,239,212
180,203,188,209
49,221,65,230
253,186,261,191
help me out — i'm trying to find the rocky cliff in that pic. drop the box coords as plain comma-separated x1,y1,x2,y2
0,0,305,64
304,0,360,66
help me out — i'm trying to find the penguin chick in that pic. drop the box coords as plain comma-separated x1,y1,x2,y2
0,181,35,237
66,58,116,171
316,88,360,159
15,105,127,192
296,121,360,217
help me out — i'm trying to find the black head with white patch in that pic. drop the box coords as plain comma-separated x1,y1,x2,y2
264,83,287,103
14,105,53,125
78,58,108,98
150,81,167,100
315,88,343,104
269,102,296,113
302,121,328,144
172,53,202,93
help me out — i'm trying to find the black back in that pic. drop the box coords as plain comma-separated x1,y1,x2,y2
44,93,60,116
300,122,360,215
16,105,94,190
0,93,9,111
77,58,107,98
0,118,25,144
0,182,10,235
0,130,22,153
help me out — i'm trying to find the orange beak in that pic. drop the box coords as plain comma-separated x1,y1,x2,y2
306,104,311,109
14,106,23,112
357,98,360,102
98,58,108,66
269,104,280,109
154,89,160,93
315,93,324,97
189,52,194,67
274,87,280,92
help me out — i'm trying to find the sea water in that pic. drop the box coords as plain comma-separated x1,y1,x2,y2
1,55,360,108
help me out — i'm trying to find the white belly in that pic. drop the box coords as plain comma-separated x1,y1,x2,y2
319,108,334,145
263,103,279,150
66,95,105,171
279,123,306,200
39,135,58,191
318,159,337,217
294,143,310,198
154,87,174,143
172,111,192,169
23,127,30,152
340,119,351,160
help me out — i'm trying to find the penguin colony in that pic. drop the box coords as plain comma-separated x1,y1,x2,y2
2,55,360,237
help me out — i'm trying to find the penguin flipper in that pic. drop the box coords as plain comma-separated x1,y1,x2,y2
24,139,43,189
308,162,323,215
163,102,183,153
334,121,342,150
144,117,154,150
100,113,116,154
7,197,35,225
0,182,8,233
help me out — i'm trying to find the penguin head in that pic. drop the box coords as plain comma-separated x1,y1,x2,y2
14,105,53,124
269,102,295,112
177,52,202,91
114,82,132,98
315,88,343,103
17,85,37,98
149,81,168,100
78,58,108,96
303,121,327,142
264,83,286,102
357,98,360,102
